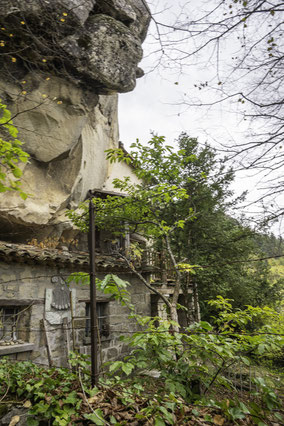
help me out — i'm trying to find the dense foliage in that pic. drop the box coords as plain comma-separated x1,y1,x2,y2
67,134,199,326
0,100,29,197
68,134,282,321
164,135,283,317
0,298,283,425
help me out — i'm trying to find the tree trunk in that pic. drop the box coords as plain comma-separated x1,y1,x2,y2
193,281,200,322
169,302,179,332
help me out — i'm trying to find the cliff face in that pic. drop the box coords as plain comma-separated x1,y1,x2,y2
0,0,150,242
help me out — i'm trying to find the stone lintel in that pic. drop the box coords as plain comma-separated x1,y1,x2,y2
0,343,35,355
78,296,111,303
0,299,44,306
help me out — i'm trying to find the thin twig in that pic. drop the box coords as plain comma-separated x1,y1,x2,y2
78,367,110,426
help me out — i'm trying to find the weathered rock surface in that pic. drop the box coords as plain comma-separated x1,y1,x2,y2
0,79,138,237
0,0,149,241
60,14,143,93
0,0,150,93
95,0,151,41
1,76,94,163
0,407,28,426
1,0,96,26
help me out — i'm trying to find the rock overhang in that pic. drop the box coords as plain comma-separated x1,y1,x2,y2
0,0,151,237
0,0,151,94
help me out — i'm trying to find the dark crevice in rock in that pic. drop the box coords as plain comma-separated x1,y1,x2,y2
46,149,72,164
91,2,134,28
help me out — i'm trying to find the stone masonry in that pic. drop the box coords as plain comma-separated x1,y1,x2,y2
0,241,151,367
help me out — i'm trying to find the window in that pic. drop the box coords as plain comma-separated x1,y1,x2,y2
0,304,31,344
0,306,19,340
0,305,34,355
85,302,109,339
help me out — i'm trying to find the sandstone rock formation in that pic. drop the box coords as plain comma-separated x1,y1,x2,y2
0,0,150,242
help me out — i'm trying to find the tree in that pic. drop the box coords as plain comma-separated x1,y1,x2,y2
145,0,284,223
150,134,281,319
68,133,281,326
68,134,200,329
0,99,29,197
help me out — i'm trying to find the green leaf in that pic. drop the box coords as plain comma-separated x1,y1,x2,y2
63,391,78,405
12,167,22,178
83,410,105,425
100,274,112,289
112,275,129,289
274,413,283,421
27,419,40,426
121,362,134,376
154,416,166,426
109,361,123,372
88,386,100,397
239,402,250,414
0,101,29,197
240,356,250,366
257,344,266,354
200,321,213,331
228,406,246,420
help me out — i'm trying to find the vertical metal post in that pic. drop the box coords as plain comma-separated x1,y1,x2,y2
124,222,130,258
70,291,76,351
89,197,99,387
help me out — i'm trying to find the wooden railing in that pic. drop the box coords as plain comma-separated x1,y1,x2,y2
142,250,176,283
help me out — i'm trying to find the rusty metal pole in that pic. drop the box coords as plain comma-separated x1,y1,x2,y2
88,196,99,387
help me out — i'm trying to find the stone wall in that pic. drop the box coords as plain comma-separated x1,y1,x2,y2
77,273,151,363
0,258,151,367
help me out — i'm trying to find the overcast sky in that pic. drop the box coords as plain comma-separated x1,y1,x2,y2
118,1,283,236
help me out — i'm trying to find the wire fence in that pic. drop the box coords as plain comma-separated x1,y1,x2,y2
0,323,284,336
0,299,283,392
0,340,282,398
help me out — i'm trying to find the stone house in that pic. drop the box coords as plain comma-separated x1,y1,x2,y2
0,228,194,368
0,240,153,367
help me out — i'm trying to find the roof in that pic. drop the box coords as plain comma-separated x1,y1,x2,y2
0,241,139,273
88,188,128,198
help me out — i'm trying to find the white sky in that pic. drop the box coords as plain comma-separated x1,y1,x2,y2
118,1,284,236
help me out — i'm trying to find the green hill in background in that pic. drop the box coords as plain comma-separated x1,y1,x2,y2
269,257,284,283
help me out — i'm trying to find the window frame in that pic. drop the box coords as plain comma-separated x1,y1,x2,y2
0,306,19,341
85,301,109,342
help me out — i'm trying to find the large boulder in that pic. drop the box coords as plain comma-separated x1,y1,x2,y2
0,79,121,236
0,0,150,93
0,76,93,163
0,0,150,241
